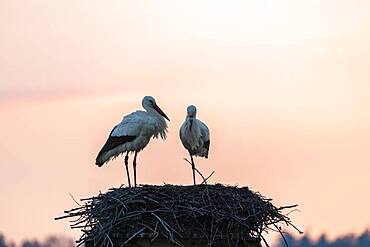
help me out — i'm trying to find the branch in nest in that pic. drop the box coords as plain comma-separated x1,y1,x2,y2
184,158,215,185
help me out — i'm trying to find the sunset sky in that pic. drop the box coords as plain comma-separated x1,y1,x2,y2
1,0,370,244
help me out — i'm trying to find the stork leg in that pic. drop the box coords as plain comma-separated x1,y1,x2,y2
133,151,138,187
190,153,196,185
124,151,131,187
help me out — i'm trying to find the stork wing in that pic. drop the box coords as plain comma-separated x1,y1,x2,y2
95,111,148,166
98,127,136,155
198,120,210,158
111,111,149,137
198,120,210,142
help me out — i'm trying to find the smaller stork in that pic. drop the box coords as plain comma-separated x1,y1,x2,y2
179,105,210,185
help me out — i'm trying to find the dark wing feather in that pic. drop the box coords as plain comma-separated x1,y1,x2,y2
96,126,136,166
203,140,210,158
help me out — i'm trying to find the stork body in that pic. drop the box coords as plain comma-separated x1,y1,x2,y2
96,96,170,187
180,105,210,185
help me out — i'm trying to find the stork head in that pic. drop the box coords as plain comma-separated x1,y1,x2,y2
187,105,197,118
142,96,170,121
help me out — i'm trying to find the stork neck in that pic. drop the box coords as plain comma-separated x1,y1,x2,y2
189,118,193,130
187,115,196,121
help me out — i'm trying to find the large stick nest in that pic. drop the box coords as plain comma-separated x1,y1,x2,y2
56,184,300,247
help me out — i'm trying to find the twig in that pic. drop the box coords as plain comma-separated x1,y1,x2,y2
184,158,214,185
260,234,270,247
278,205,298,210
120,227,145,246
273,223,288,247
201,171,215,185
69,193,81,207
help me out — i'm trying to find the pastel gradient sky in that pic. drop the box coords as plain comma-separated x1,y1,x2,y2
1,0,370,244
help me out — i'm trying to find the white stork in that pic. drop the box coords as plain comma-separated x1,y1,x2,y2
179,105,210,185
96,96,170,187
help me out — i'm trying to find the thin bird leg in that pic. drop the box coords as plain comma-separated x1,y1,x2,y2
133,151,138,187
190,153,196,185
124,151,131,187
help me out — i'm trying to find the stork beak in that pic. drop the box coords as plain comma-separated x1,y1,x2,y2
153,104,170,121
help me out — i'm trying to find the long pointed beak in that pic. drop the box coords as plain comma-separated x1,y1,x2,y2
153,104,170,121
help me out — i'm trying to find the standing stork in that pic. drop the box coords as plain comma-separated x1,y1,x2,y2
179,105,210,185
96,96,170,187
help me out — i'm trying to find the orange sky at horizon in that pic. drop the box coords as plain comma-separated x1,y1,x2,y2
1,0,370,245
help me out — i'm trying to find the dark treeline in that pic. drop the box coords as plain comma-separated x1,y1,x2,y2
0,235,75,247
2,231,370,247
275,231,370,247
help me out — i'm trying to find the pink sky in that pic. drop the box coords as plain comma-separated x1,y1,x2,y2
1,0,370,244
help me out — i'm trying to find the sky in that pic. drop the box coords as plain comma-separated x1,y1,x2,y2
1,0,370,244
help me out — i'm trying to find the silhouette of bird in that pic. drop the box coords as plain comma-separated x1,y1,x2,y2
96,96,170,187
180,105,210,185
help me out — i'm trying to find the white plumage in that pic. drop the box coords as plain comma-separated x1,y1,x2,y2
97,111,167,164
96,96,170,187
180,105,210,185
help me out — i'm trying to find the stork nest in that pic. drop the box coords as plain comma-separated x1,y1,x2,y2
56,184,301,247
